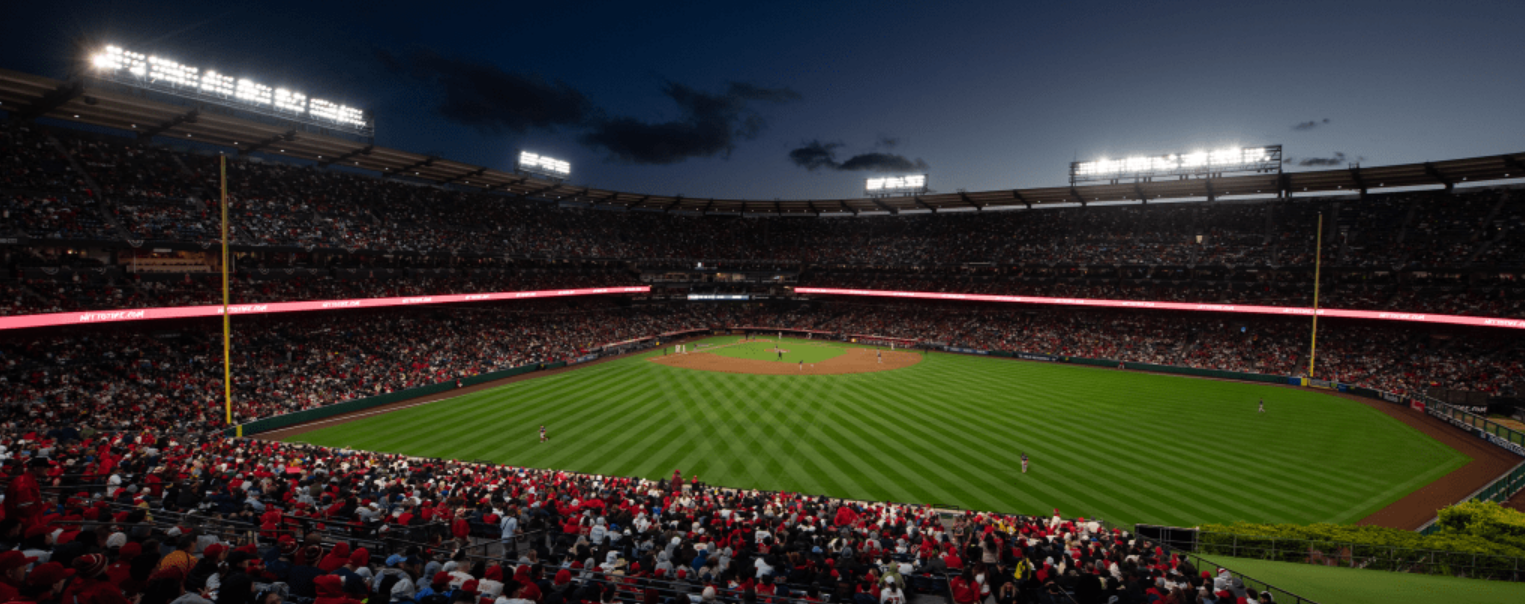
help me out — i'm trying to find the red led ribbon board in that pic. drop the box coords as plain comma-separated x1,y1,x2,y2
792,287,1525,330
0,286,651,331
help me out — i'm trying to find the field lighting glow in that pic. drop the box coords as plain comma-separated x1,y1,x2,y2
0,286,650,331
518,151,571,178
866,174,927,194
89,45,369,133
793,287,1525,330
1070,146,1282,184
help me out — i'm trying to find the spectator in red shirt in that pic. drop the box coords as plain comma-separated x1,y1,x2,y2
3,459,50,528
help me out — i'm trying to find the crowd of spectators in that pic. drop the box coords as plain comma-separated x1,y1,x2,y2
0,269,640,316
0,412,1284,604
5,121,1521,272
0,121,77,193
1,258,1519,320
799,272,1524,319
0,298,722,432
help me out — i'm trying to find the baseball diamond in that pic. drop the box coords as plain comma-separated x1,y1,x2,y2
286,339,1468,529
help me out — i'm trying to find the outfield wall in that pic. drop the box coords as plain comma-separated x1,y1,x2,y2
229,361,561,437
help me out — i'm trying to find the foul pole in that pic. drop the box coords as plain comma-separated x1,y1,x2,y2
221,155,236,435
1308,213,1323,378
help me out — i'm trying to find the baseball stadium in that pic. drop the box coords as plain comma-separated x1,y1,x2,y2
3,5,1525,604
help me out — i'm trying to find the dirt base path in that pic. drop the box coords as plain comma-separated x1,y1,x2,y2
650,347,921,375
1342,393,1521,529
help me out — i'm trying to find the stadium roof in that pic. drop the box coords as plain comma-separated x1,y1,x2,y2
4,67,1523,215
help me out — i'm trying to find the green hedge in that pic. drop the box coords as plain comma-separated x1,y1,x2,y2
1436,501,1525,553
1198,521,1525,578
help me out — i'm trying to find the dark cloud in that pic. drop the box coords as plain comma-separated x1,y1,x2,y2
378,49,594,135
838,152,929,172
787,139,929,173
1287,152,1348,166
378,48,797,165
788,140,844,171
1292,118,1331,131
578,81,801,165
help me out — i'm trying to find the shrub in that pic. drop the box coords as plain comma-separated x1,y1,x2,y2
1436,500,1525,553
1197,521,1525,578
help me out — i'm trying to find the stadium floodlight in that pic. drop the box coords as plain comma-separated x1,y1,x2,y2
86,44,372,137
517,151,571,180
1070,145,1281,185
865,174,927,197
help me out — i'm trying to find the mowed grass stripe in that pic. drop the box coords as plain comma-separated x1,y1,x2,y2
937,358,1420,493
702,370,825,490
316,361,657,458
684,372,786,485
800,380,974,505
366,369,642,457
923,358,1415,521
824,378,1063,514
710,372,897,501
332,362,647,449
841,362,1233,518
531,384,679,471
923,365,1367,516
808,378,981,508
290,344,1467,527
834,377,1187,522
617,368,715,485
920,355,1466,521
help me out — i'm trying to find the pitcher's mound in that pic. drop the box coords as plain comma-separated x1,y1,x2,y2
652,348,921,375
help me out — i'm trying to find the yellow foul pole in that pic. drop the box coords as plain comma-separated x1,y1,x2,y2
221,155,236,435
1308,212,1323,378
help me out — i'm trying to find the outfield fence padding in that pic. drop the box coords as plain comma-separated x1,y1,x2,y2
229,380,458,437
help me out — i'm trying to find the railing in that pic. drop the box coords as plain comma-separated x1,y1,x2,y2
1471,461,1525,506
1144,525,1525,583
1128,526,1322,603
1180,551,1322,604
1419,395,1525,457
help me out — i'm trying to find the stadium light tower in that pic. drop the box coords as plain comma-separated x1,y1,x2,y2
85,44,373,139
865,174,928,197
517,151,571,181
1069,145,1281,185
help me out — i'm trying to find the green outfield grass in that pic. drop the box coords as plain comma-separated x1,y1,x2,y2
1201,555,1525,604
703,337,846,363
289,336,1468,527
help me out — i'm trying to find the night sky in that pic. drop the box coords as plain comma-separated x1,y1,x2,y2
3,0,1522,200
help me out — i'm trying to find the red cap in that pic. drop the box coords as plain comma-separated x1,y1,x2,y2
0,551,38,572
27,562,75,587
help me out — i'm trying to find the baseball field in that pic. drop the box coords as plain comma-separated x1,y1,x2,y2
286,336,1468,528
